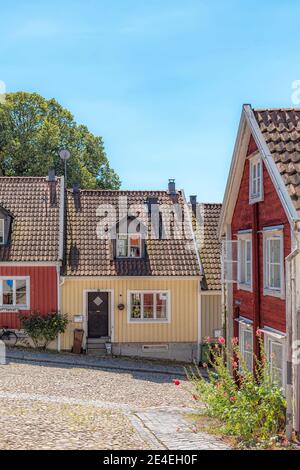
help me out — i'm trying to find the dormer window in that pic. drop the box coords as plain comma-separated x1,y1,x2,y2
0,219,4,244
249,154,263,203
116,234,141,258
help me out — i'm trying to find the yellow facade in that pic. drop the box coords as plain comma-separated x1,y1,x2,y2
201,293,222,339
60,276,200,351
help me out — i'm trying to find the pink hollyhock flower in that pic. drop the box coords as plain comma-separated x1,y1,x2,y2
173,379,181,386
206,336,212,344
256,329,262,337
218,336,225,345
231,337,238,346
232,361,238,370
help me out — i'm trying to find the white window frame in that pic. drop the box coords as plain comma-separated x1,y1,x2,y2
0,219,4,245
237,231,252,291
249,153,264,204
116,233,142,259
263,228,285,299
239,322,253,372
0,276,30,310
128,290,171,323
264,332,286,392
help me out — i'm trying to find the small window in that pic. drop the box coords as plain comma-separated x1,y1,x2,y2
0,277,29,308
116,234,141,258
0,219,4,244
249,154,263,203
238,234,252,290
263,229,284,297
265,336,284,390
129,291,169,322
239,322,253,372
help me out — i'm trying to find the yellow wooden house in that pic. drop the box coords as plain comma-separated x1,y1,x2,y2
59,180,222,362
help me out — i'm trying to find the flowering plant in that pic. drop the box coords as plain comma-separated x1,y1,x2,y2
187,335,286,448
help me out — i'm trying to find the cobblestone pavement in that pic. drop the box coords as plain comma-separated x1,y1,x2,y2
0,359,230,450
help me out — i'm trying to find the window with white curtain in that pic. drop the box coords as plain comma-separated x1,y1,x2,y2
238,233,252,290
263,228,284,298
116,234,141,258
265,335,285,390
129,291,169,322
239,322,253,372
249,154,263,203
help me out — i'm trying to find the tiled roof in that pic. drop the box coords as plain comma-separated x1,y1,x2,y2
65,190,201,276
0,177,62,262
254,109,300,215
193,203,222,290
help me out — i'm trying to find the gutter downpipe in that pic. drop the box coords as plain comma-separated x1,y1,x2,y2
57,176,65,353
285,221,300,440
56,268,65,352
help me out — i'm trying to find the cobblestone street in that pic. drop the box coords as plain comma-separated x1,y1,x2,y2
0,357,230,450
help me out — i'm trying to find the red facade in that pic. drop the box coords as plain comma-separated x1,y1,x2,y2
0,266,58,329
231,135,291,336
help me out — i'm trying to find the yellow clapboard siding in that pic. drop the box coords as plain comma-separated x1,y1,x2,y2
201,293,222,339
60,277,199,350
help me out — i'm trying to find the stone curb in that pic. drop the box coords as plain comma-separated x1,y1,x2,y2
6,352,208,379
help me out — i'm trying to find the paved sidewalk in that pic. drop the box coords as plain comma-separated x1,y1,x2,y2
131,408,231,450
6,348,205,378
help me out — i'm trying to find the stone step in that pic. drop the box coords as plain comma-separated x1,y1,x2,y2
87,343,106,350
87,337,110,344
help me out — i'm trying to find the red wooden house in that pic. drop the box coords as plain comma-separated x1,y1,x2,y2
219,105,300,437
0,174,64,348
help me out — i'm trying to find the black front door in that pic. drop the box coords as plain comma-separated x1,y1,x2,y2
88,292,109,338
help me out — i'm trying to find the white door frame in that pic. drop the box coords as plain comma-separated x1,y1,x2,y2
83,289,115,346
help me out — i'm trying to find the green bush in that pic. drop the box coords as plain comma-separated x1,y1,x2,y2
19,312,69,350
188,336,286,448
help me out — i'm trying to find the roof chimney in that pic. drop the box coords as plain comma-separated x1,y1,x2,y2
168,179,176,196
190,195,197,214
72,182,80,194
47,169,56,205
47,169,56,182
72,182,81,211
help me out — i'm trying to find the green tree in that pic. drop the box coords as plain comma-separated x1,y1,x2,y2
0,92,121,189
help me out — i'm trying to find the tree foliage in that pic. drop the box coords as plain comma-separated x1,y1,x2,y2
0,92,120,189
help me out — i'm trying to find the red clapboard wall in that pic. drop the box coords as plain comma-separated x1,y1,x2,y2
0,266,57,329
231,135,290,333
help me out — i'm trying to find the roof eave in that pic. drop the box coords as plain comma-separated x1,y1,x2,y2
244,104,300,227
218,107,250,238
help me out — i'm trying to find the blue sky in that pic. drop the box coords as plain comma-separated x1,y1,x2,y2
1,0,300,201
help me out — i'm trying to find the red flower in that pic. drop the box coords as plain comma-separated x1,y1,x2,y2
173,379,181,386
192,394,199,401
218,336,225,345
256,329,262,337
232,361,238,370
230,396,237,403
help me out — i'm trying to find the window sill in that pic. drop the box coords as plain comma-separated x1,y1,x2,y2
0,306,28,311
263,288,285,300
237,283,252,292
249,196,264,205
129,319,169,324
